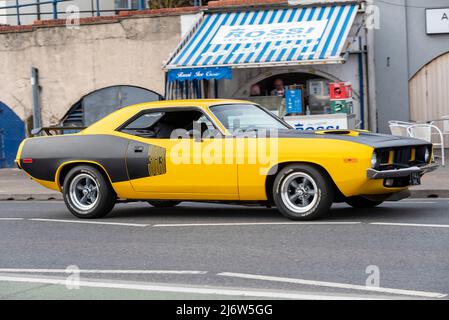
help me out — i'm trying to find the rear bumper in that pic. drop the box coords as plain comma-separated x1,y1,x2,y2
366,163,439,179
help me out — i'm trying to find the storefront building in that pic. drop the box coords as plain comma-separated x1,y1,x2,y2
164,0,369,131
373,0,449,134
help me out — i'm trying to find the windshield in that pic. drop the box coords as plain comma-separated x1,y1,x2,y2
209,104,290,131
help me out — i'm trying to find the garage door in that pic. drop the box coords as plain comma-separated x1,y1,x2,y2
62,85,162,127
0,102,25,168
409,52,449,144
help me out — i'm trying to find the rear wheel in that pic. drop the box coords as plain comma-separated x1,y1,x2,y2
148,200,181,208
63,165,116,219
345,196,383,208
272,164,334,220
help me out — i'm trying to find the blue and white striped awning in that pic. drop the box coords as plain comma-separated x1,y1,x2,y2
164,4,358,70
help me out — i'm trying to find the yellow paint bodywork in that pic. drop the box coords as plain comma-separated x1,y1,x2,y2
112,131,240,200
235,137,403,200
32,177,60,191
16,99,406,200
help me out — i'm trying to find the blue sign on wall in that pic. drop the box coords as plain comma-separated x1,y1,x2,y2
285,89,303,114
0,102,25,168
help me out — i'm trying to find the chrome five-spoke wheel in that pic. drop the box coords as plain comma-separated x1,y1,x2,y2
69,173,99,211
280,172,318,214
63,165,116,219
273,164,334,220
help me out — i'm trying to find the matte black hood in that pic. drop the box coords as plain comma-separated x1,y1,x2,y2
259,129,431,149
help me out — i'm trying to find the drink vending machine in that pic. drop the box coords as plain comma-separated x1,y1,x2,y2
329,82,353,114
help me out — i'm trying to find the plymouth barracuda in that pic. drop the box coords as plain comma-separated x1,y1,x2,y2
16,99,437,220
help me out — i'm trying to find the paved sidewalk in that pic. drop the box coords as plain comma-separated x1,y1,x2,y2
1,163,448,200
410,164,449,197
0,169,62,200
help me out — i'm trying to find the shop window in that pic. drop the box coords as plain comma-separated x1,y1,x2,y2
245,73,331,116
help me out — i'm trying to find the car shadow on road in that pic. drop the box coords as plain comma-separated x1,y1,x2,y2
106,202,433,222
108,203,282,220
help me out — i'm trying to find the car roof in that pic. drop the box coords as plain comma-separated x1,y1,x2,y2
82,99,252,134
122,99,250,110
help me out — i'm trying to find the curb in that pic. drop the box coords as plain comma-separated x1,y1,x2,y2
0,193,62,201
409,189,449,199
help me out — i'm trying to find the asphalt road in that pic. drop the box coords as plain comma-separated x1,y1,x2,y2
0,199,448,300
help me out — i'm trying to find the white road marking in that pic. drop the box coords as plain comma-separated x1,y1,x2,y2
0,269,207,275
29,218,149,227
0,275,377,300
370,222,449,229
3,217,449,231
153,221,361,227
403,198,447,201
217,272,447,299
384,201,436,204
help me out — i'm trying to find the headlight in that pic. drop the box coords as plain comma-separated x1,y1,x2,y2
371,152,379,168
424,148,430,163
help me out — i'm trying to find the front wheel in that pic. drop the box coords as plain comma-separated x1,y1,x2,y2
63,165,116,219
272,164,334,220
345,196,383,208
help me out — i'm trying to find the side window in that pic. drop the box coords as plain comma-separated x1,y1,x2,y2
120,109,220,139
121,112,164,138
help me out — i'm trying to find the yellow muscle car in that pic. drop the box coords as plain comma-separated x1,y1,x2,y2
16,100,437,220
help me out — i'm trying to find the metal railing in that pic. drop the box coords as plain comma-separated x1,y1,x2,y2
0,0,147,25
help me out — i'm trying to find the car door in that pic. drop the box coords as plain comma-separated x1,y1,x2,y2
121,108,239,199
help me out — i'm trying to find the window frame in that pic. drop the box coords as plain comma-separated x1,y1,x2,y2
208,103,293,131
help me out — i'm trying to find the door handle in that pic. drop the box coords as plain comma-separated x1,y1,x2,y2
134,146,144,153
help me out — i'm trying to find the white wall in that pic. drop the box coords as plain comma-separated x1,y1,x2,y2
0,13,183,126
180,12,201,37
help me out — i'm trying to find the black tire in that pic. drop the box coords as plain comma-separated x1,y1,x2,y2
272,164,334,220
63,165,116,219
345,196,383,208
148,200,181,208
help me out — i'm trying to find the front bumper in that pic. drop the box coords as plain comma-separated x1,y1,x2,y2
367,163,439,179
